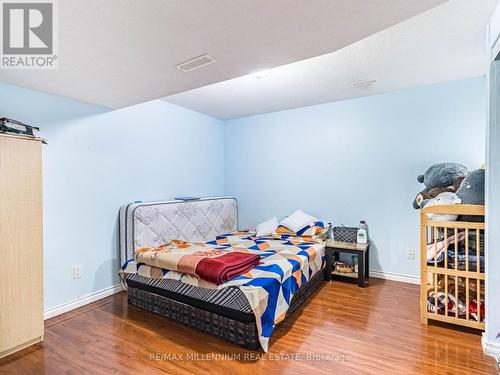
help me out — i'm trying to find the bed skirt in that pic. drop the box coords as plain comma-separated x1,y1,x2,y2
127,267,325,350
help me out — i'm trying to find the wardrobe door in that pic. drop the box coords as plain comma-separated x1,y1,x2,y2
0,134,43,357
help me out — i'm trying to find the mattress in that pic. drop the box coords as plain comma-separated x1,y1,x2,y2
124,273,254,322
122,233,326,328
119,197,238,265
120,197,248,319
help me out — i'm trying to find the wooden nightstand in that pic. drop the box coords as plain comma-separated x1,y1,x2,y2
325,239,370,287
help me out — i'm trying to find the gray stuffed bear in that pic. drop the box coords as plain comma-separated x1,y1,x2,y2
456,169,485,222
456,169,485,205
413,162,468,209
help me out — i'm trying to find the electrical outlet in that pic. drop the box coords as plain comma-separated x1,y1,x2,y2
408,249,416,260
73,265,82,279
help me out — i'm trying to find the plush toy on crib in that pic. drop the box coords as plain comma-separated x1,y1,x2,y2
456,169,485,205
412,162,468,209
413,163,486,222
456,169,485,222
421,192,462,221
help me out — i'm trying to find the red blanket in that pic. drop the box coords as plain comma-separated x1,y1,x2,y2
135,241,261,285
196,252,261,285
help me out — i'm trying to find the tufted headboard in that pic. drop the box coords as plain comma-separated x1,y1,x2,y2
118,197,238,265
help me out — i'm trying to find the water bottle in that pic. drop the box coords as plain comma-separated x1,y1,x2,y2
326,222,333,239
357,220,368,244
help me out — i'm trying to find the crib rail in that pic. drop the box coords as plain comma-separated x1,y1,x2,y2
420,204,485,330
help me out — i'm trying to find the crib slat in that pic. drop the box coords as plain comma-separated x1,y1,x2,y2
434,272,438,316
445,275,449,317
477,229,480,275
432,226,438,318
443,228,448,317
465,228,469,272
444,228,448,270
434,227,438,269
466,277,469,321
477,279,481,322
454,228,458,271
455,275,458,318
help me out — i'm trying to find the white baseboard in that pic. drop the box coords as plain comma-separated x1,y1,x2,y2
44,284,124,320
482,333,500,364
369,270,420,285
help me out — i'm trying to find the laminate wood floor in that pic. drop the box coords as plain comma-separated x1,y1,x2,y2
0,278,496,375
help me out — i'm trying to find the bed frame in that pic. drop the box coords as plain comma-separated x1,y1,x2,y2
127,266,324,349
420,204,485,330
119,197,325,349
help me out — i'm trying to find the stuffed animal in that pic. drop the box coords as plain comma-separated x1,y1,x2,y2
413,163,468,209
422,192,462,221
456,169,485,222
456,169,485,205
415,176,464,208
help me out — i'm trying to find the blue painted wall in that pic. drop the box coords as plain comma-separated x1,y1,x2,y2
0,76,486,310
0,82,225,310
224,77,486,278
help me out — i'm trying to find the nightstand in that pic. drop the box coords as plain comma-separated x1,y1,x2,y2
325,239,370,287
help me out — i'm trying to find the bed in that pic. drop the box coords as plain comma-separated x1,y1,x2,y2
119,197,326,351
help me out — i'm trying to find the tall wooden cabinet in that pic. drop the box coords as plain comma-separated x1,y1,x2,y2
0,134,44,358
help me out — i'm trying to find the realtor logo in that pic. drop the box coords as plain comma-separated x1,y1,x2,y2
1,0,57,69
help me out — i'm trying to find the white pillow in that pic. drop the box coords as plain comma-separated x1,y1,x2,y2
279,209,318,233
256,217,279,237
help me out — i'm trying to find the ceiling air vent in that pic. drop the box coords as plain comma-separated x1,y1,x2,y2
351,79,377,88
175,54,215,72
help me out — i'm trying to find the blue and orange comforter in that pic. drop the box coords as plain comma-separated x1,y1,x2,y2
120,231,325,351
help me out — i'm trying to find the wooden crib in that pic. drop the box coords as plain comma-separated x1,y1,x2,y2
420,204,485,330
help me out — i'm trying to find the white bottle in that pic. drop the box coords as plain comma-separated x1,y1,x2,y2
357,220,368,244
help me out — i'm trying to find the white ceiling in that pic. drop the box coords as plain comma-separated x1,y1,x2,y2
165,0,498,120
0,0,446,109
